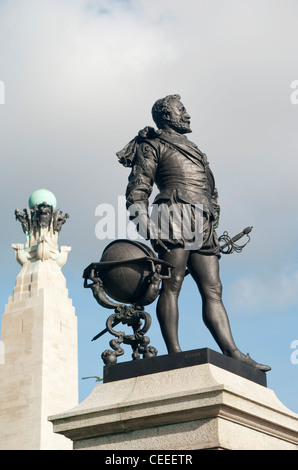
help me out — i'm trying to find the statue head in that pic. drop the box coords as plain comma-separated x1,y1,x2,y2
151,94,192,134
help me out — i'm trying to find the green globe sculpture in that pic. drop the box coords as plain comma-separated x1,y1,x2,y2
28,188,57,210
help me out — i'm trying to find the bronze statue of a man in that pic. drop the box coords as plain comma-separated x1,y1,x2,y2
117,94,270,371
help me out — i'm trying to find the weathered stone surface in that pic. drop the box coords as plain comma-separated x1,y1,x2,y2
49,362,298,450
0,195,77,450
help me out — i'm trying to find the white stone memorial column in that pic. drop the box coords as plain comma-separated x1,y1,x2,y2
0,189,78,450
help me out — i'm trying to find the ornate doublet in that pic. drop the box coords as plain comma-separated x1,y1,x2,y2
119,128,220,225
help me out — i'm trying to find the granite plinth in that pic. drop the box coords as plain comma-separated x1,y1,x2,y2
49,358,298,450
103,348,267,387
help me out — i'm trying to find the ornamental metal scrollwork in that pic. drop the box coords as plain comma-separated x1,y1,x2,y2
101,304,158,366
83,239,174,367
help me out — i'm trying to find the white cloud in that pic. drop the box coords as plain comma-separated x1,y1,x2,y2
1,0,298,412
226,264,298,314
1,0,298,305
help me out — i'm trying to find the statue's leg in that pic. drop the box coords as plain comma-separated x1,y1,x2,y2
187,252,271,371
156,247,189,354
187,253,238,355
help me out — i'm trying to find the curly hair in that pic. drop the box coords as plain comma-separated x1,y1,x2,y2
151,94,181,129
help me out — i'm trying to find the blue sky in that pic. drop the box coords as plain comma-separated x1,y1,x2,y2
0,0,298,414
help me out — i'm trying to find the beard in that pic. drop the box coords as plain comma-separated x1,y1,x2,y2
169,116,192,134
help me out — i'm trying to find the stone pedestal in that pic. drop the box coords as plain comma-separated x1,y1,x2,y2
49,349,298,450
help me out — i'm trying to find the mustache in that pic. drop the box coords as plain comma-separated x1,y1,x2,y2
172,116,190,126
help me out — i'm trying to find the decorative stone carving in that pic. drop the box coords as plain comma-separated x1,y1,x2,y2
14,194,71,267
